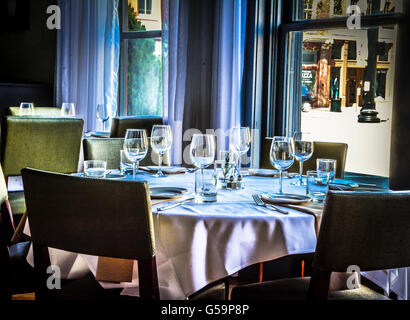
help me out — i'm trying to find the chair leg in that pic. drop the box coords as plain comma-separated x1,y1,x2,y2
307,270,331,301
138,257,160,300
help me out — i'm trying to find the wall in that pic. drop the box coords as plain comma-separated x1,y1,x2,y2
0,0,57,85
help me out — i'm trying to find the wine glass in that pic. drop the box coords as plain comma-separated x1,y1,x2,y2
96,104,109,131
292,131,314,186
190,134,216,201
229,127,251,177
123,129,148,180
61,103,76,116
19,102,34,116
270,136,295,194
151,125,172,177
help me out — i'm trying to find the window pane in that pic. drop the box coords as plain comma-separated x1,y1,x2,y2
121,38,162,116
296,0,402,21
127,0,161,31
286,27,396,176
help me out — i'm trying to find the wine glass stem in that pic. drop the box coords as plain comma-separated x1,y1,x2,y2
279,170,283,194
237,155,242,176
158,153,163,175
299,161,304,184
133,162,137,180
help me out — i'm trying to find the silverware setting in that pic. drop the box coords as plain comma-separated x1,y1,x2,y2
156,197,195,212
252,194,288,215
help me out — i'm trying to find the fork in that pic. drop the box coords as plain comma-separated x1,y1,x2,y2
252,194,288,215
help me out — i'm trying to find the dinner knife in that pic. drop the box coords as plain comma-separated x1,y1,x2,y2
156,198,195,212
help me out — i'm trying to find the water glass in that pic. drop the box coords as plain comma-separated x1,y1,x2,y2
120,150,133,175
84,160,107,178
195,170,217,202
19,102,34,116
317,158,337,181
307,170,330,203
61,102,76,116
270,136,294,194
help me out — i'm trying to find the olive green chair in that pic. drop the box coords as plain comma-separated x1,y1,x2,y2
22,168,159,300
232,191,410,300
83,138,170,169
1,116,84,215
9,107,62,116
109,116,163,138
260,138,348,179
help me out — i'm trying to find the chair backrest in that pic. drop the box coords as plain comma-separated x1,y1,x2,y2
313,191,410,272
21,168,156,260
9,106,62,116
260,138,348,178
1,116,84,177
83,138,171,168
110,116,163,138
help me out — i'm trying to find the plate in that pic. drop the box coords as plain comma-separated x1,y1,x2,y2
248,169,279,177
261,193,311,204
88,131,110,138
149,187,188,199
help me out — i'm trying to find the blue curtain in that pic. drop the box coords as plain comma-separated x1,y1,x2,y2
56,0,120,132
162,0,247,166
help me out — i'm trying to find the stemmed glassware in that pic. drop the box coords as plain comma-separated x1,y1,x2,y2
19,102,34,116
96,104,109,131
229,127,251,177
270,136,295,194
123,129,148,180
61,103,76,116
190,134,216,201
292,131,314,186
151,125,172,177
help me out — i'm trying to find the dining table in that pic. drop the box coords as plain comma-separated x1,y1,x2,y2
21,168,408,300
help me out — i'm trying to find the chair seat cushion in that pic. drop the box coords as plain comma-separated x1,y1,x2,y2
8,191,26,215
231,277,390,300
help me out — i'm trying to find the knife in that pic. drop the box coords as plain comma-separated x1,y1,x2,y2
156,198,195,212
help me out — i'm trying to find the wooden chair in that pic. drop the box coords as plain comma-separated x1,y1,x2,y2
232,191,410,300
109,116,163,138
0,164,33,301
260,138,348,178
1,116,84,216
21,168,159,300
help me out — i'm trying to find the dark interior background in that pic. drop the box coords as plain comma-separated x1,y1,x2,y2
0,0,57,115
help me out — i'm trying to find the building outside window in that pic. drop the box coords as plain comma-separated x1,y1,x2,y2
275,0,402,177
119,0,162,117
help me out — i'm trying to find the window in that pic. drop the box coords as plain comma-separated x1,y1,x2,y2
270,0,403,177
138,0,152,15
119,0,162,117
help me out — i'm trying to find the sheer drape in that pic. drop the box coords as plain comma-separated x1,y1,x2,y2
162,0,246,165
56,0,120,132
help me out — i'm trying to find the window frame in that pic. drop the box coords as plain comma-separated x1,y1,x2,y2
118,0,162,117
269,1,405,136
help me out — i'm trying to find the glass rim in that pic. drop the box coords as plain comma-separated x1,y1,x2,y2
84,160,107,166
316,158,337,163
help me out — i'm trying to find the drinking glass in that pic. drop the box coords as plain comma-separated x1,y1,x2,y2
307,170,330,203
96,104,109,131
151,125,172,177
317,159,337,181
19,102,34,116
61,102,76,116
123,129,149,180
270,136,295,194
84,160,107,178
292,132,314,186
120,150,133,175
229,127,251,177
190,134,216,202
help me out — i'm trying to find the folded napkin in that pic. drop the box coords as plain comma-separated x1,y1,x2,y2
140,166,187,175
248,168,280,177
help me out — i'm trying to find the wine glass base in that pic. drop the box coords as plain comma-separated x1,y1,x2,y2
152,172,167,178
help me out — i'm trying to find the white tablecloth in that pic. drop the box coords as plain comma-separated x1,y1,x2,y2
25,171,318,299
